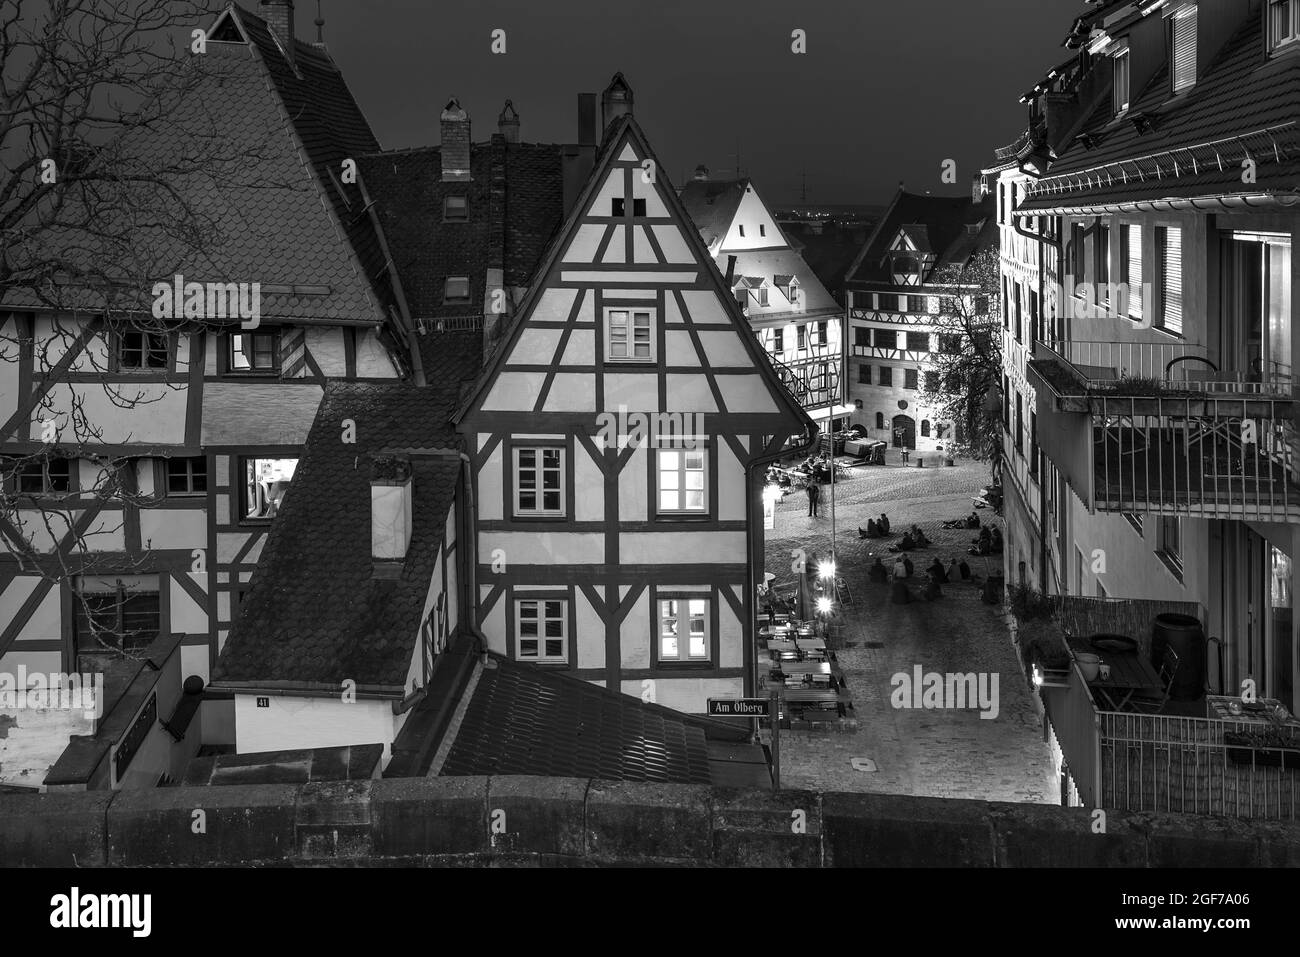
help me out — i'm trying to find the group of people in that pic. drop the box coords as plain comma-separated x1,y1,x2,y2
970,525,1004,556
941,512,982,531
886,524,931,552
858,513,891,538
867,554,972,604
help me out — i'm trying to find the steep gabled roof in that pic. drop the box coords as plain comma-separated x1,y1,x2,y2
212,353,479,694
3,2,393,325
677,178,748,248
1021,12,1300,211
846,189,995,286
454,114,815,433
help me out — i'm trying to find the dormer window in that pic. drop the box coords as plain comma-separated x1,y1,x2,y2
1269,0,1299,52
444,195,468,221
444,277,471,303
1113,43,1131,114
1170,5,1198,94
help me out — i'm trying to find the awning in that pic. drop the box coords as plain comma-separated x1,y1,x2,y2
808,403,856,422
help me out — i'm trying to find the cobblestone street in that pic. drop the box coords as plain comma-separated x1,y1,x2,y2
763,452,1058,803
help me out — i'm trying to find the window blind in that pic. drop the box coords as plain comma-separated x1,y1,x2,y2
1171,8,1197,92
1125,224,1143,319
1160,227,1183,335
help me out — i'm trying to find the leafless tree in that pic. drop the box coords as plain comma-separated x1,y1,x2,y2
0,0,280,665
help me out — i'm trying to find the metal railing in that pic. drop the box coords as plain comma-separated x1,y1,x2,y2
1099,712,1300,820
1092,399,1300,519
1046,339,1293,397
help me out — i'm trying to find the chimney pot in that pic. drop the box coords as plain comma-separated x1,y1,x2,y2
693,164,709,182
259,0,296,65
498,99,520,144
440,98,471,182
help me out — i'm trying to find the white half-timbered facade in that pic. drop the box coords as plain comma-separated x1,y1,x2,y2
456,113,813,715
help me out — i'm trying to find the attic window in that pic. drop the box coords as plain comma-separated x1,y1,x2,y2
444,196,468,221
1269,0,1300,51
1170,6,1198,93
759,224,766,237
739,225,746,237
611,198,647,217
444,277,471,302
1113,45,1130,113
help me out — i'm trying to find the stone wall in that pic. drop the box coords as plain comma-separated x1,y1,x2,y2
2,777,1298,867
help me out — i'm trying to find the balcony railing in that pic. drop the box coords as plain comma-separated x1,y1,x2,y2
1041,597,1300,820
1029,340,1300,519
1045,339,1293,397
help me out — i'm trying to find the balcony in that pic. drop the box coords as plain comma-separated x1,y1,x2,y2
1041,597,1300,821
1027,340,1300,520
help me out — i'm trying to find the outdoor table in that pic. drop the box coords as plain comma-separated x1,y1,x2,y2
1068,636,1162,711
1206,694,1300,728
769,661,832,679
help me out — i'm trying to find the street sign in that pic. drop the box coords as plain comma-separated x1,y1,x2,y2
707,697,770,717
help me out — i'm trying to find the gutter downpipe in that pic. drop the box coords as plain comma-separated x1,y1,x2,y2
1015,211,1061,594
458,451,490,659
358,172,426,386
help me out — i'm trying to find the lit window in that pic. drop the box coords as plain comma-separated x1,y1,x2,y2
443,195,468,221
1270,0,1299,51
657,448,706,513
167,457,207,495
513,447,565,516
517,599,567,662
242,456,297,520
606,308,654,361
1113,46,1131,113
444,276,471,302
229,331,278,373
659,598,709,662
118,331,168,370
1171,6,1198,93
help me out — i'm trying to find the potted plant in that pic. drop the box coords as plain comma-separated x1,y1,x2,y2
1224,728,1300,769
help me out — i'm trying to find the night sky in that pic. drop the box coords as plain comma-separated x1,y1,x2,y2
277,0,1073,206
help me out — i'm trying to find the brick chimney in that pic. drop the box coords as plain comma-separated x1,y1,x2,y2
498,99,520,144
971,173,986,204
441,99,471,182
259,0,295,66
601,73,633,129
693,164,709,182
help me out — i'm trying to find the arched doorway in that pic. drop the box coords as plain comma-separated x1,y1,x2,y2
891,414,916,449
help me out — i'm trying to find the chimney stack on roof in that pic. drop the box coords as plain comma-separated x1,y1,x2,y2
498,99,520,144
577,93,598,147
601,73,633,130
441,99,471,182
259,0,296,65
971,173,986,205
693,165,709,182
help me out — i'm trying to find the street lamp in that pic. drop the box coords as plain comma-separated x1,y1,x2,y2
818,560,836,581
816,596,832,616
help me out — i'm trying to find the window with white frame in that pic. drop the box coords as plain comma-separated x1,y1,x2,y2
1113,45,1131,114
659,597,709,662
1270,0,1300,51
513,447,565,516
516,599,567,662
656,448,706,513
606,308,654,361
1171,6,1198,93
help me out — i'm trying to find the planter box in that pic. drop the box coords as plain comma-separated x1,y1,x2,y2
1224,732,1300,769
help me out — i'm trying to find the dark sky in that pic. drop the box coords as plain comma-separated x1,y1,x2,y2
297,0,1075,207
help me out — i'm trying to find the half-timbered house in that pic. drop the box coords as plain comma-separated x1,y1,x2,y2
455,84,814,716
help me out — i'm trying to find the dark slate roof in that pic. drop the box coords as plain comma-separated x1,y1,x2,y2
678,178,749,247
212,377,470,693
846,190,995,285
357,138,565,324
4,3,392,324
1021,12,1300,211
436,642,758,785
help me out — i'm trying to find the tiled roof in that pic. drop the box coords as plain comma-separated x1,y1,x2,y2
4,3,391,324
899,224,934,253
846,191,996,285
772,273,794,287
434,641,758,785
678,178,748,246
1021,13,1300,211
356,138,565,324
212,373,473,692
727,249,841,316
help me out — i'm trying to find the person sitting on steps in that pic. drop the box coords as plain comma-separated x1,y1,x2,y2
910,524,931,548
889,531,916,553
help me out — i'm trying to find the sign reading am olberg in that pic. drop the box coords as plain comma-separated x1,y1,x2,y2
707,698,770,717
